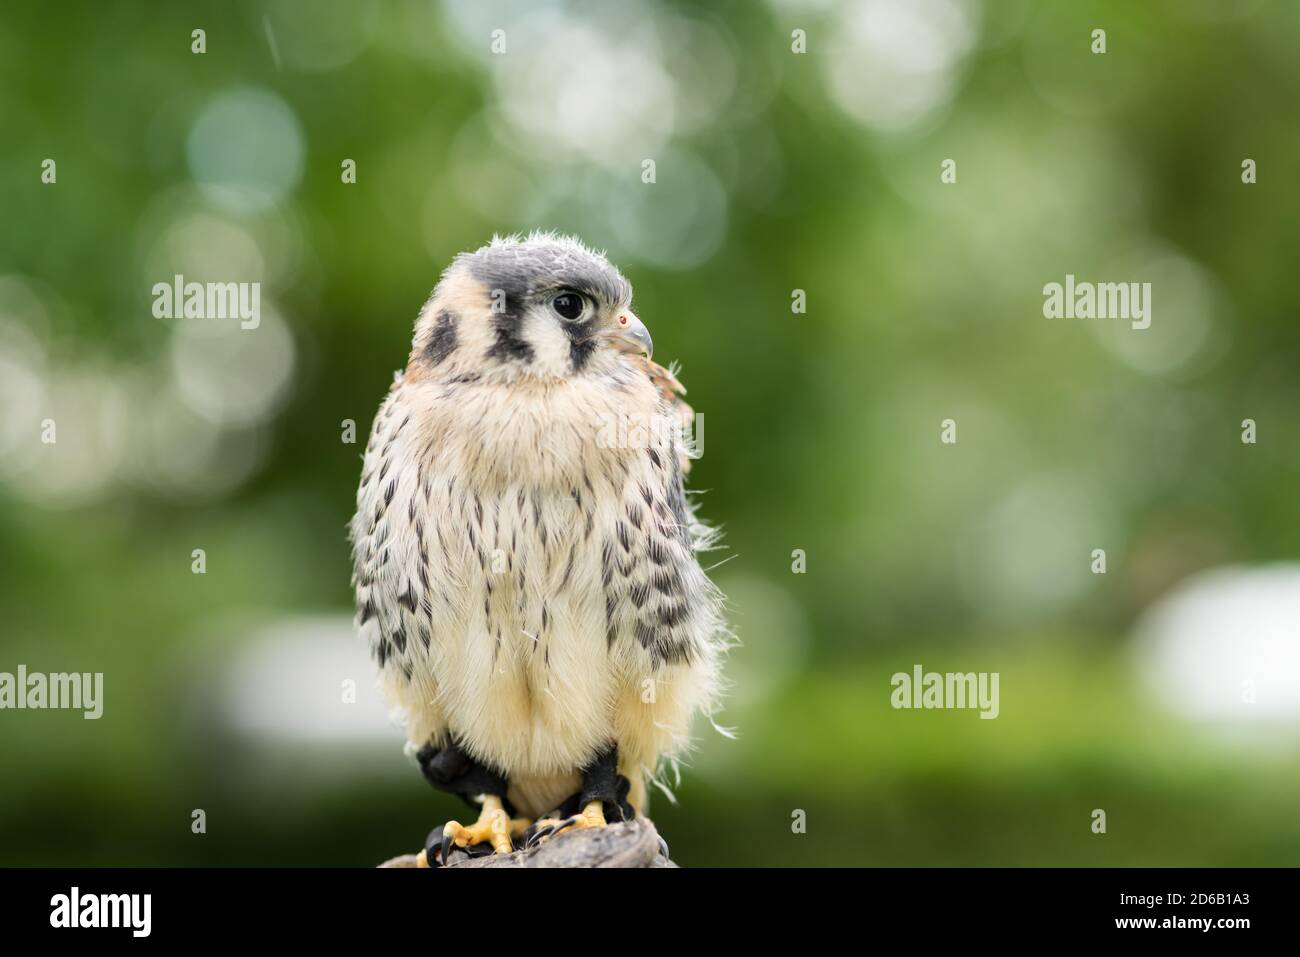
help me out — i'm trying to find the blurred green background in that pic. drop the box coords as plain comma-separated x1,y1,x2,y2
2,0,1299,867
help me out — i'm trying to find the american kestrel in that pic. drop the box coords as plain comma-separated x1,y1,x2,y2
350,233,727,863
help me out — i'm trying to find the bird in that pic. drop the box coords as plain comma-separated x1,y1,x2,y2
350,232,728,863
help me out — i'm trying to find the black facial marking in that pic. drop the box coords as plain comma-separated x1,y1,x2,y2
486,296,535,363
566,317,599,371
425,309,459,365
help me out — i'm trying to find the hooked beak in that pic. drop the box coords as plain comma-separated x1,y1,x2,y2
600,310,653,359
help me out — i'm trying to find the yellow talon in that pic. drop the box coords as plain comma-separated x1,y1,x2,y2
442,795,529,857
579,799,607,829
531,800,608,845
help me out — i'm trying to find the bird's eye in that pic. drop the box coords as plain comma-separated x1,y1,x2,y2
552,292,586,322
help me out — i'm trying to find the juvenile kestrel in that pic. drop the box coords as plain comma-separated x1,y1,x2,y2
350,233,727,863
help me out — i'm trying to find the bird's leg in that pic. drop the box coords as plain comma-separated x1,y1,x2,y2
528,744,632,845
439,794,530,858
413,740,527,865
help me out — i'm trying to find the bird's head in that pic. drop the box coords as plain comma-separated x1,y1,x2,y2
408,232,652,384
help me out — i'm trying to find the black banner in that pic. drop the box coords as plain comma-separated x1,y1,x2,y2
0,867,1288,943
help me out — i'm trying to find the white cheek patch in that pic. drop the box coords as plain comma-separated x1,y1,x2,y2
457,311,499,363
523,308,581,377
